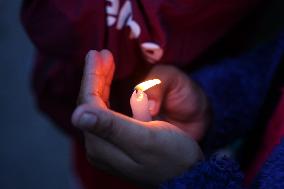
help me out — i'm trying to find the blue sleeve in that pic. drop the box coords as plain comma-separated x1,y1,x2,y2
251,139,284,189
160,34,284,189
160,154,244,189
190,34,284,154
160,140,284,189
159,140,284,189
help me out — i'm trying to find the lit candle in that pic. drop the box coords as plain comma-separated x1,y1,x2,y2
130,79,161,121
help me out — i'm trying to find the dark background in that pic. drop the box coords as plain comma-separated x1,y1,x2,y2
0,0,283,189
0,1,73,189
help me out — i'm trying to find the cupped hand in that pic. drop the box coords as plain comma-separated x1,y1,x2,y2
144,65,211,141
72,50,203,185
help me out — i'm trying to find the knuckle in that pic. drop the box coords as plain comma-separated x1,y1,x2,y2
80,91,102,104
137,128,158,154
86,152,108,171
94,110,116,139
85,145,96,161
86,91,102,99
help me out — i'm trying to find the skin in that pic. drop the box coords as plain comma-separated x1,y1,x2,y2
71,50,210,186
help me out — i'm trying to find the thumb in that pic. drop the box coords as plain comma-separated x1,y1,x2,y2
72,104,150,150
145,84,164,117
72,104,115,137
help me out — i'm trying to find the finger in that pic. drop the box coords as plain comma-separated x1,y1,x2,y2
83,132,139,176
143,65,174,116
72,104,152,155
72,103,140,172
100,49,115,101
80,50,106,104
144,65,191,118
145,85,163,116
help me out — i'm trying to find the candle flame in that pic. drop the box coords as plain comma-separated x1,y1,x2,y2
134,79,161,92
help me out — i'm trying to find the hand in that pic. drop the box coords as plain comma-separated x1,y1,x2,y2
72,50,203,185
144,65,211,141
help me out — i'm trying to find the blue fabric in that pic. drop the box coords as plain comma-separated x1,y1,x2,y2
252,138,284,189
191,34,284,154
160,33,284,189
160,155,243,189
160,140,284,189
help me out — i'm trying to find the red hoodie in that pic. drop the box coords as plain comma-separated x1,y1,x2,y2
21,1,259,188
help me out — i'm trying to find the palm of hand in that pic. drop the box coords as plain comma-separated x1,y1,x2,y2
72,50,208,185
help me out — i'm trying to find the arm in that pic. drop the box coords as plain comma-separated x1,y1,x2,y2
160,135,284,189
159,33,284,189
191,36,284,154
252,139,284,189
160,154,243,189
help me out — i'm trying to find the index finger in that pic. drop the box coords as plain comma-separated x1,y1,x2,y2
79,50,106,105
100,50,115,102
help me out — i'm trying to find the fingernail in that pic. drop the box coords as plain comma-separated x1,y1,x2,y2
85,50,94,63
148,100,156,112
100,49,109,57
78,113,97,128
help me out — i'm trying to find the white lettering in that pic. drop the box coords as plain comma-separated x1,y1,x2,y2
105,0,163,63
116,0,131,30
106,0,120,26
126,15,141,39
141,42,163,63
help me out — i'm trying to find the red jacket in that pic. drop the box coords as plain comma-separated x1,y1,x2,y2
21,1,259,188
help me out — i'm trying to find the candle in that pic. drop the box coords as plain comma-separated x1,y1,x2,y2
130,79,161,121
